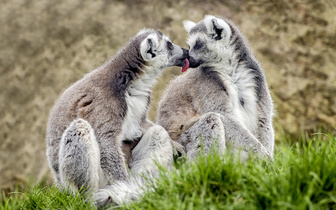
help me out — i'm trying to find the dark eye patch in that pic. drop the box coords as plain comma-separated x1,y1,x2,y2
167,41,174,50
193,40,203,50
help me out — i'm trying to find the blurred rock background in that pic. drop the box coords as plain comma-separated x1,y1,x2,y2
0,0,335,192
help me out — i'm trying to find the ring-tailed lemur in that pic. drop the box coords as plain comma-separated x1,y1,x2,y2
157,15,274,161
46,29,189,205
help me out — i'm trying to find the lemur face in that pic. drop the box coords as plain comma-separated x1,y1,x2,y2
140,30,189,73
183,15,232,68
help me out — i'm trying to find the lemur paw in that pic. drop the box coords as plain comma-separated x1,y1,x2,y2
171,140,186,157
256,146,273,161
93,188,118,208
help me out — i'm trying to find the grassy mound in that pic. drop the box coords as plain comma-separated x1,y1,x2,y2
128,133,336,209
1,133,336,209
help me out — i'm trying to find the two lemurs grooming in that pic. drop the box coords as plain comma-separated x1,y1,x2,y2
46,15,274,207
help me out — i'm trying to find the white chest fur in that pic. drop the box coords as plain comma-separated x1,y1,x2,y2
214,56,258,133
231,64,258,133
120,70,156,142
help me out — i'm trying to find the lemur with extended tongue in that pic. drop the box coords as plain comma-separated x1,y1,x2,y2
46,29,189,205
157,15,274,161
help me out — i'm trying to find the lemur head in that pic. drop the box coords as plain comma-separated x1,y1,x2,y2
138,29,189,73
183,15,233,68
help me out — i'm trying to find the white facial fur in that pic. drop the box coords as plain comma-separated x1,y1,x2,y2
140,31,185,72
184,16,233,68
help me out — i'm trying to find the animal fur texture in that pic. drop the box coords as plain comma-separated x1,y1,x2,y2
157,15,274,161
46,29,188,206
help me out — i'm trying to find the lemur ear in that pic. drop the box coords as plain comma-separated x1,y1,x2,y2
204,16,231,41
211,19,224,40
141,36,157,61
183,20,196,33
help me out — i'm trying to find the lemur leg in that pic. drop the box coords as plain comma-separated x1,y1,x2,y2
59,119,106,194
256,117,275,158
130,124,174,176
219,114,271,160
179,112,271,161
179,112,226,161
94,125,175,207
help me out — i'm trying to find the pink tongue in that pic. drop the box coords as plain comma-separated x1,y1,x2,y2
181,59,189,72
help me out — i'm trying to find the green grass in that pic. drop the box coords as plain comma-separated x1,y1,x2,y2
2,133,336,209
1,184,94,210
128,133,336,210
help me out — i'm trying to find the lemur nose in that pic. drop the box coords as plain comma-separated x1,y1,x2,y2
182,48,189,59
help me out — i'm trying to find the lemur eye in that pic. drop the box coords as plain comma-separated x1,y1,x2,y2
193,40,202,50
167,41,174,50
